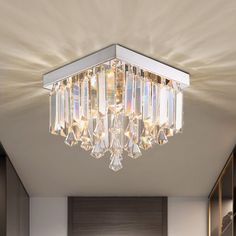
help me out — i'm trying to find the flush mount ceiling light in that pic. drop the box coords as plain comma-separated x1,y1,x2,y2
43,44,190,172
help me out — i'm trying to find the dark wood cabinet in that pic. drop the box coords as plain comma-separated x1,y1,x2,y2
208,145,236,236
68,197,167,236
0,144,29,236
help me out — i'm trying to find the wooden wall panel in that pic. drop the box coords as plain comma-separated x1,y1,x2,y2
0,148,6,236
0,143,29,236
68,197,167,236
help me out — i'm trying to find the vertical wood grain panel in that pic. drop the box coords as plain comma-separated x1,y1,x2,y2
68,197,167,236
0,143,29,236
162,197,168,236
0,146,6,236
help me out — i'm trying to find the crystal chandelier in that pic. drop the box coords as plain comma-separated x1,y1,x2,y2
43,45,190,171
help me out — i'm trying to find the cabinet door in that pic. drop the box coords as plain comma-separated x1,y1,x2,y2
6,159,20,236
209,184,220,236
0,154,6,235
6,158,29,236
19,184,29,236
221,160,233,236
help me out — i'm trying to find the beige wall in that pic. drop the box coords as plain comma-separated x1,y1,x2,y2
30,198,67,236
168,197,208,236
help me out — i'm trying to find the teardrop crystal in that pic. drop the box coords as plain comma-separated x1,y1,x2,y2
64,129,78,147
109,152,123,172
139,123,153,150
93,118,105,140
80,124,93,150
128,142,142,159
157,129,168,145
91,140,106,159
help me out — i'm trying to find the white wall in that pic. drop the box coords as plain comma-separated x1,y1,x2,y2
30,197,207,236
168,197,208,236
30,197,67,236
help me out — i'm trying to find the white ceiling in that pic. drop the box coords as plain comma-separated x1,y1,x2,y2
0,0,235,197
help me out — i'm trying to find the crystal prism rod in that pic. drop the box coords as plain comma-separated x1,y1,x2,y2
43,44,190,89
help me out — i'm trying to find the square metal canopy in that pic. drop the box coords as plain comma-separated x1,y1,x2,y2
43,44,190,89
